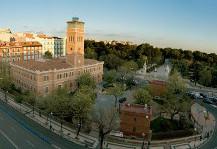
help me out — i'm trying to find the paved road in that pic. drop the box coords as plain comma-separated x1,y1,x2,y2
199,103,217,149
0,100,84,149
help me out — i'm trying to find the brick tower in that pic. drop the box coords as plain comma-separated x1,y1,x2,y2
66,17,84,67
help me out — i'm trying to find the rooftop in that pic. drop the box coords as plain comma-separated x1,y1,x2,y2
0,41,42,48
11,58,102,72
121,103,152,114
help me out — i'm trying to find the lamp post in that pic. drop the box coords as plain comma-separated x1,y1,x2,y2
141,133,146,149
194,127,197,148
203,110,209,138
49,112,53,130
5,90,8,103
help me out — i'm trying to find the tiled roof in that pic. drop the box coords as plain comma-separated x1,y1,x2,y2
11,58,101,72
0,41,42,48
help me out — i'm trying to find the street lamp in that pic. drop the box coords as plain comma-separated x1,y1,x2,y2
49,112,53,130
194,127,197,148
141,133,146,149
5,90,8,103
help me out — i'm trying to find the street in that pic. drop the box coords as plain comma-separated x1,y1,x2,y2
0,100,84,149
199,103,217,149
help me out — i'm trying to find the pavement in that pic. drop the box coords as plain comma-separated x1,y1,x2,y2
198,103,217,149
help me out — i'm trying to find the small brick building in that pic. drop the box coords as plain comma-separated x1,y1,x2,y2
149,80,167,97
120,103,152,137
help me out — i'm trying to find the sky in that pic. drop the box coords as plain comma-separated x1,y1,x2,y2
0,0,217,53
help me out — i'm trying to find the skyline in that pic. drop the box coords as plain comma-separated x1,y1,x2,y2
1,0,217,53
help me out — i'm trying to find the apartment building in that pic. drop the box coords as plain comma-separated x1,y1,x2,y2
0,41,42,62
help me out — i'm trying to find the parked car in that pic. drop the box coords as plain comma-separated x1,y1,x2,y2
203,98,213,104
210,97,217,105
119,97,127,103
200,93,209,98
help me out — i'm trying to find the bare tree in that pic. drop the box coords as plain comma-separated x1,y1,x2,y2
92,105,119,149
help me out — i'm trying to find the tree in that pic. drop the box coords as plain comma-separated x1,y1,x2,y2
44,88,71,130
102,54,124,70
106,83,124,107
44,51,52,59
167,70,187,94
199,67,212,86
92,104,118,149
137,55,148,68
84,47,97,59
161,70,191,121
103,70,117,84
71,87,94,137
76,73,96,89
0,62,11,91
133,88,152,105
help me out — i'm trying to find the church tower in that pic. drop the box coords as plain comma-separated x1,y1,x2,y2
66,17,84,67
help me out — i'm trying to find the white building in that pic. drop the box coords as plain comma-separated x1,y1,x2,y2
34,36,65,58
15,33,66,57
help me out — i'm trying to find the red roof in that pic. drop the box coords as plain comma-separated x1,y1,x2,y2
150,80,167,85
121,103,152,114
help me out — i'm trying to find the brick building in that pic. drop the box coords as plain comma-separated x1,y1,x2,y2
149,80,167,97
120,103,152,137
10,18,104,95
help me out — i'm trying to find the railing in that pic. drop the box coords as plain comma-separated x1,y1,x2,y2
0,89,98,148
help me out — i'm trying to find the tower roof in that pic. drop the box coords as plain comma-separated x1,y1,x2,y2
67,17,84,24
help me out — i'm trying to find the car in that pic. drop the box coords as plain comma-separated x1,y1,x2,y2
200,93,208,98
210,97,217,105
103,83,114,88
119,97,127,103
193,92,203,99
203,98,213,104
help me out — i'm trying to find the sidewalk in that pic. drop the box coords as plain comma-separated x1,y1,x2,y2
0,90,215,149
191,103,216,146
0,92,98,148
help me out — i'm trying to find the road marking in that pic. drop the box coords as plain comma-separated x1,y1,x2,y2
0,128,19,149
26,140,35,148
51,144,62,149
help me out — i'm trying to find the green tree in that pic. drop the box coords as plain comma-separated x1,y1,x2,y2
44,51,52,59
106,83,124,107
199,67,212,86
84,47,97,59
44,88,71,131
161,70,191,121
70,87,94,137
103,70,117,84
133,88,152,105
77,73,96,89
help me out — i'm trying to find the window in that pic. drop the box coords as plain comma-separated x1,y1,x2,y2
45,87,48,93
133,127,136,132
43,75,49,81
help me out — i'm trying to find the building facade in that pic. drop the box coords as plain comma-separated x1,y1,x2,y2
10,18,104,95
16,33,65,57
34,36,65,58
0,41,42,62
120,103,152,137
